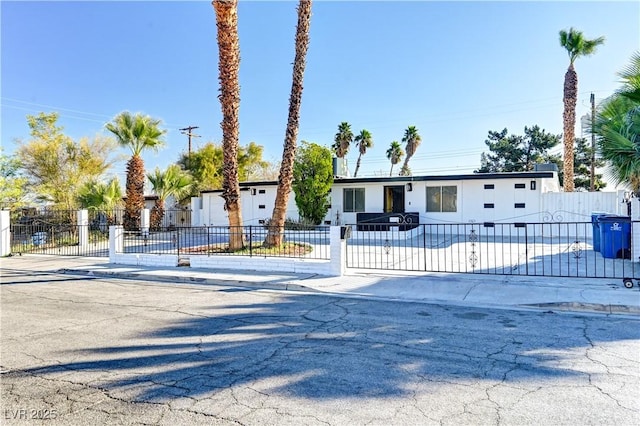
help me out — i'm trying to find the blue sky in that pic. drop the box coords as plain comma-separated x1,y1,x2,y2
1,1,639,186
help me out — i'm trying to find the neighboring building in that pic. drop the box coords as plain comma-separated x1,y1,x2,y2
191,170,565,227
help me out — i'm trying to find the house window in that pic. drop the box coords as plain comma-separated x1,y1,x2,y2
515,183,526,189
258,189,266,194
515,203,525,208
484,184,495,189
484,203,494,209
258,205,265,209
426,186,457,212
343,188,365,213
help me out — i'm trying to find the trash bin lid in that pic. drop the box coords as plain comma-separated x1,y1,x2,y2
598,215,631,222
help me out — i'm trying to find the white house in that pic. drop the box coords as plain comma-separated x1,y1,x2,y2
190,169,589,228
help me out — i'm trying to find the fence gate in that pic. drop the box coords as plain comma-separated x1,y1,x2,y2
9,209,112,257
345,221,638,280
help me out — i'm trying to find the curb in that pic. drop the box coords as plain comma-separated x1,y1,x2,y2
58,268,312,292
58,268,640,317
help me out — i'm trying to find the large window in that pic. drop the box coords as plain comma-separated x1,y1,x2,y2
426,186,457,212
343,188,365,212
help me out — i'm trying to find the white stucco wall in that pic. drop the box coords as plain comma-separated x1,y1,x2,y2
199,186,298,226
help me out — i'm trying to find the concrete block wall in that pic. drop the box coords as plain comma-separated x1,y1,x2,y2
0,210,10,257
109,225,346,276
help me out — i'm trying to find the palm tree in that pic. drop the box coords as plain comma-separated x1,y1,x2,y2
213,0,244,250
353,129,373,177
147,165,193,230
77,178,124,227
105,112,166,230
559,27,605,192
386,141,404,176
332,122,353,158
77,177,123,212
265,0,312,247
399,125,421,176
594,52,640,194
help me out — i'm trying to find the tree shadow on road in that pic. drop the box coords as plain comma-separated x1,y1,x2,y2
15,291,640,404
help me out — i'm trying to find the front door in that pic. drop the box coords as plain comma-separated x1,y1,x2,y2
384,185,405,213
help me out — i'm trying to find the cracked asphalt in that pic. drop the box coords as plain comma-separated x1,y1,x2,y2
1,268,639,425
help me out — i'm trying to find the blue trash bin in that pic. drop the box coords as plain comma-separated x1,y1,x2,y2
598,215,631,259
591,212,608,252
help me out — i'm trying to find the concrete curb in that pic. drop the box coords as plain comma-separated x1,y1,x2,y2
58,268,640,317
58,268,312,292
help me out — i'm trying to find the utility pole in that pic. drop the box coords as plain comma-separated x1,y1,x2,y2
590,93,596,192
179,126,200,155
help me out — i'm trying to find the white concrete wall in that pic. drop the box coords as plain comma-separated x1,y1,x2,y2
109,225,346,276
0,210,10,257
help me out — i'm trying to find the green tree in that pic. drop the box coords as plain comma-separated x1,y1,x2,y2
574,137,606,191
178,141,273,196
353,129,373,177
476,126,561,173
0,149,27,210
386,141,404,177
213,0,244,250
147,165,193,230
77,178,123,214
399,125,422,176
265,0,313,247
105,111,166,230
292,141,333,225
18,112,116,209
332,121,353,158
559,27,605,192
594,52,640,193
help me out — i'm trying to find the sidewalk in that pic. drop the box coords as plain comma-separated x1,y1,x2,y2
2,254,639,315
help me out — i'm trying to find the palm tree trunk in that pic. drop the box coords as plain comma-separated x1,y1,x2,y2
265,0,312,247
563,64,578,192
353,153,363,177
125,154,145,231
150,199,165,231
399,154,412,176
213,0,244,250
389,164,394,177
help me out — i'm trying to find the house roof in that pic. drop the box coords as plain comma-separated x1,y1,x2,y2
200,171,556,194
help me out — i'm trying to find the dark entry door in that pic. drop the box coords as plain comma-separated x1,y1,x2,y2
384,185,405,213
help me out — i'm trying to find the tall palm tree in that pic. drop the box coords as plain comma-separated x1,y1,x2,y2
559,27,605,192
105,111,166,230
265,0,312,247
213,0,244,250
399,125,421,176
386,141,404,176
332,121,353,158
147,165,193,230
353,129,373,178
594,52,640,194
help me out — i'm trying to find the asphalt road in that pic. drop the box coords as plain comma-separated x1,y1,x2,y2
1,268,639,425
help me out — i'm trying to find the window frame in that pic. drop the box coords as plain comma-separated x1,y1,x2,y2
343,187,365,213
426,185,457,213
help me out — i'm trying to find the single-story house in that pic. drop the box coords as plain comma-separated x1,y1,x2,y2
191,168,573,228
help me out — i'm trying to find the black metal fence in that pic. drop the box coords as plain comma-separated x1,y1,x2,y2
9,208,114,257
121,225,330,259
10,223,110,257
345,221,638,279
